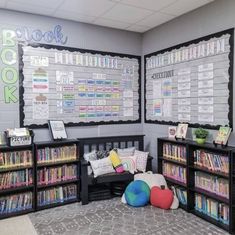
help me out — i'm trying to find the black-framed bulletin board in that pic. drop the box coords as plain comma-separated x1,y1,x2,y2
144,28,234,129
19,43,141,128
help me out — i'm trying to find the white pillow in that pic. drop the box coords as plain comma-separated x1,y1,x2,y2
117,147,135,157
134,150,149,172
120,155,137,174
90,157,115,178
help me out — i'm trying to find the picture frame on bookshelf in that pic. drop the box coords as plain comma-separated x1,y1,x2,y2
214,126,231,146
175,123,188,140
48,120,68,141
168,126,177,139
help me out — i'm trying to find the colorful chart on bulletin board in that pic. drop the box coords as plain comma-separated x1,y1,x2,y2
19,44,141,128
144,29,234,129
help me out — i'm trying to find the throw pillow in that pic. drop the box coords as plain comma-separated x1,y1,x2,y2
96,150,110,159
109,150,124,173
90,157,115,178
117,147,135,157
120,155,137,174
83,150,97,161
134,150,149,172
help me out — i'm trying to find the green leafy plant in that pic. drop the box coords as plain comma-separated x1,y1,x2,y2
194,127,208,139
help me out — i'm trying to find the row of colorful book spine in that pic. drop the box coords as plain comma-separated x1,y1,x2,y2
0,151,32,169
0,192,32,214
163,143,186,162
37,184,77,206
0,169,33,190
37,145,77,164
195,171,229,199
163,162,186,183
37,165,77,185
175,186,187,205
195,193,229,225
194,150,229,174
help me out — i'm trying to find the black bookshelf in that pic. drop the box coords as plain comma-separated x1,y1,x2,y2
34,139,80,211
158,137,235,234
0,144,35,218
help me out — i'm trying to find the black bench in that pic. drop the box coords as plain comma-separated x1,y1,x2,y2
78,135,152,205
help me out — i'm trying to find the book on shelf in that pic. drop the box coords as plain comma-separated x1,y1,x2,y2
163,143,186,162
0,192,32,214
195,171,229,199
37,164,77,185
0,169,33,190
37,184,77,206
37,145,77,164
0,150,33,169
214,126,231,145
195,193,229,225
174,186,187,205
163,162,186,183
194,150,229,174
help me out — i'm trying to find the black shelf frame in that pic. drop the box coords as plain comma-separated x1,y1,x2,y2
158,137,235,234
0,143,35,219
34,139,80,211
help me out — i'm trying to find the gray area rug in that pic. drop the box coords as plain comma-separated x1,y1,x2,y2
29,198,229,235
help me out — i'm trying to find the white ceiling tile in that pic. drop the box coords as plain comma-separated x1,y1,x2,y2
120,0,177,11
54,10,96,23
58,0,116,17
0,0,6,7
126,24,149,33
94,17,131,29
6,0,64,9
102,4,153,24
137,12,175,27
6,1,55,15
161,0,214,16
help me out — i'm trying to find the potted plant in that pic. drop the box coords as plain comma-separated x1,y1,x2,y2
194,127,208,144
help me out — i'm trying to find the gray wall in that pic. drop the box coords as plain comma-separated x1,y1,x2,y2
142,0,235,170
0,9,143,142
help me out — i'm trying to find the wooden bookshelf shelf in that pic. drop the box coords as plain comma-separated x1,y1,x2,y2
37,198,78,211
0,165,33,173
158,156,186,167
37,179,79,189
189,165,229,179
158,137,234,234
37,159,79,168
189,187,229,204
0,185,34,195
164,176,187,188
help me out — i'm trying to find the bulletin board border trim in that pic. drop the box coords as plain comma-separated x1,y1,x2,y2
144,28,234,130
18,43,141,129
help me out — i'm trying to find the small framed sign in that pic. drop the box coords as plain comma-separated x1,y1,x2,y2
48,120,67,140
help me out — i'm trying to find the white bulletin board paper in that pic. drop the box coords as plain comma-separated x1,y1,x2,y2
145,29,234,129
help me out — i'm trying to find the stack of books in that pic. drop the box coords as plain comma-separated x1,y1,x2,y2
37,164,77,185
194,150,229,174
0,151,32,169
195,171,229,199
163,162,186,183
37,145,77,164
175,187,187,205
0,192,32,214
0,169,33,189
163,143,186,162
37,184,77,206
195,193,229,225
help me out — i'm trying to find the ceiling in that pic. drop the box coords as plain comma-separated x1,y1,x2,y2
0,0,214,33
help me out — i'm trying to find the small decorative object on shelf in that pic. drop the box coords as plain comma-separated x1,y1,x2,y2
175,123,188,140
194,127,208,144
48,120,67,141
4,128,34,147
168,126,177,139
213,126,231,147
